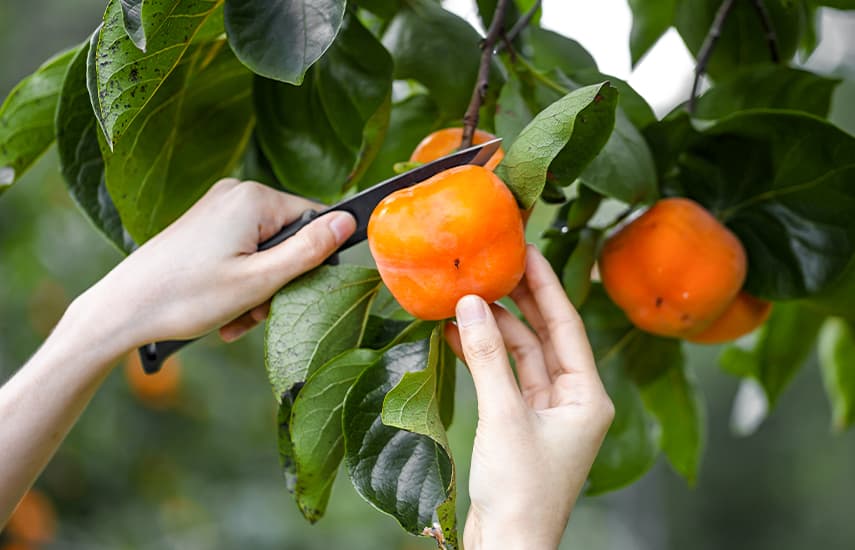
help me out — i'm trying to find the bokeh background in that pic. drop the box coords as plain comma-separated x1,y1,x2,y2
2,1,855,548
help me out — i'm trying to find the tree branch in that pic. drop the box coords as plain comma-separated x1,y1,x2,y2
688,0,737,114
497,0,542,53
749,0,780,63
461,0,512,148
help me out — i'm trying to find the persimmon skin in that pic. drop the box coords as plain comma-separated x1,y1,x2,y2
599,198,747,338
688,292,772,344
410,128,504,171
124,352,182,408
5,489,56,544
368,165,525,320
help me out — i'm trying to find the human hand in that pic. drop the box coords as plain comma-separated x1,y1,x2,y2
77,178,356,349
444,246,615,550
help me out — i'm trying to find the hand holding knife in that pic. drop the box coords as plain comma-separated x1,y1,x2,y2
138,138,503,373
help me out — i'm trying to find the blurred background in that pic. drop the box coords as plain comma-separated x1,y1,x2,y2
2,1,855,548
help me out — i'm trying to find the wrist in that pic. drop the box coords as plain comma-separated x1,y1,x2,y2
464,506,563,550
60,285,139,370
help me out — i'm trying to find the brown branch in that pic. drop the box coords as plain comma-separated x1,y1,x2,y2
496,0,542,53
460,0,512,148
688,0,737,114
749,0,780,63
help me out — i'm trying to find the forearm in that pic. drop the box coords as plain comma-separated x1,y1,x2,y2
0,288,135,523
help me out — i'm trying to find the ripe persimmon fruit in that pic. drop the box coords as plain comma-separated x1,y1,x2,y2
368,164,525,320
688,291,772,344
4,489,56,544
124,352,182,409
410,128,504,170
599,197,747,338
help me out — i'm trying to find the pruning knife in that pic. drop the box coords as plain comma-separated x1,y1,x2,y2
138,138,503,374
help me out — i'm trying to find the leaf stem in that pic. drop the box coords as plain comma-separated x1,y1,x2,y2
461,0,512,148
513,54,569,96
688,0,737,114
497,0,542,51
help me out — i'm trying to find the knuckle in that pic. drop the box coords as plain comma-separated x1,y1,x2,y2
295,224,336,259
464,334,505,364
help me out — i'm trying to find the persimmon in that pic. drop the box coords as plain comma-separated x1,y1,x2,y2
368,164,525,320
599,197,747,338
124,352,182,409
688,291,772,344
410,128,504,170
4,489,56,544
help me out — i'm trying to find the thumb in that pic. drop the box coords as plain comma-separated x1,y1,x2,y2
455,295,523,418
250,211,356,283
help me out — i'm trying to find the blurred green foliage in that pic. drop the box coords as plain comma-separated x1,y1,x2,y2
2,1,855,549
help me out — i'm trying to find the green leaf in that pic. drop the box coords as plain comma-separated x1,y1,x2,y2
562,228,600,307
344,336,457,545
570,69,656,129
566,184,602,229
693,65,841,119
627,0,677,66
587,360,660,495
818,318,855,431
0,47,78,192
382,0,485,118
499,82,618,209
640,361,705,485
674,0,803,79
380,328,458,546
91,0,224,146
804,256,855,320
672,111,855,299
255,13,393,201
525,27,598,76
719,303,825,406
577,109,658,205
100,40,254,243
224,0,345,83
266,265,382,401
359,0,402,19
120,0,146,50
495,72,534,150
289,349,379,521
359,94,442,187
56,39,135,254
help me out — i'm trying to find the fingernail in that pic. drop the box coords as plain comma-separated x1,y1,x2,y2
329,213,355,244
456,295,486,328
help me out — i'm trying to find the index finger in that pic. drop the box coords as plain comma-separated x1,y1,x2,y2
521,245,598,376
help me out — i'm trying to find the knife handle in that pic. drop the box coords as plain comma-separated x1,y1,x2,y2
137,209,336,374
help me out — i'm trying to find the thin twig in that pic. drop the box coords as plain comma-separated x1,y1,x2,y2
496,0,542,53
749,0,780,63
461,0,512,148
688,0,737,114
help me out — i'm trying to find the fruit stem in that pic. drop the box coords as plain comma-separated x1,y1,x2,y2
461,0,513,149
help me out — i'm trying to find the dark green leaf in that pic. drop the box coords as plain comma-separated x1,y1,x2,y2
577,109,658,205
525,27,598,76
640,361,705,485
225,0,344,83
358,0,402,19
56,39,135,254
382,0,484,118
101,40,254,242
818,318,855,431
343,337,457,544
627,0,677,66
693,65,841,119
289,349,379,521
566,184,602,229
804,256,855,320
265,265,382,400
91,0,224,146
0,47,77,191
587,360,660,495
495,72,534,149
674,0,803,79
499,82,618,208
255,13,393,200
719,303,825,406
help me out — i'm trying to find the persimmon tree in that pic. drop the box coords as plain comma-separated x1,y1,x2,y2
3,0,855,548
